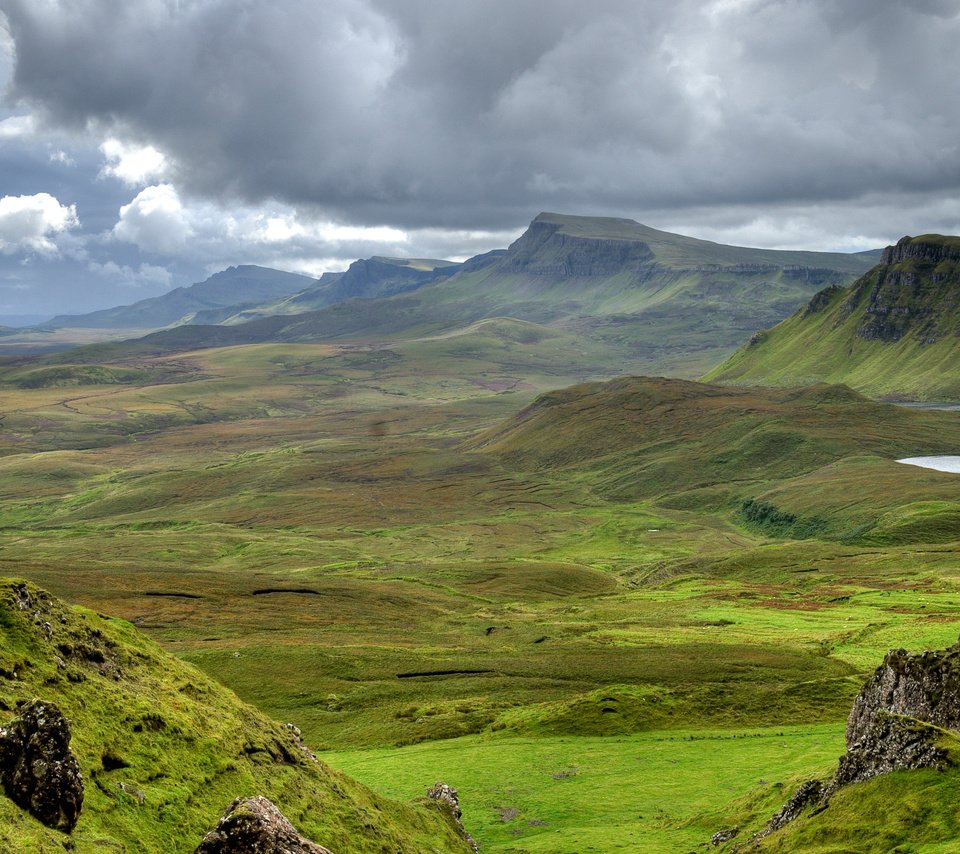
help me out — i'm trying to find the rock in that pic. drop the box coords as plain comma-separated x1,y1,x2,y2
711,826,739,845
426,782,479,853
426,781,462,820
0,699,84,832
195,795,332,854
834,713,949,788
755,641,960,840
846,645,960,742
762,780,824,836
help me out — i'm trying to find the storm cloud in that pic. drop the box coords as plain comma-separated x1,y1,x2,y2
2,0,960,313
4,0,960,226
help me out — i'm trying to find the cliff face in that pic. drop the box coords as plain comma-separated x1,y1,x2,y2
845,235,960,343
707,232,960,400
498,217,657,277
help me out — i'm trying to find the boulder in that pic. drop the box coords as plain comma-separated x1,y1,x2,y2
0,699,84,832
195,795,332,854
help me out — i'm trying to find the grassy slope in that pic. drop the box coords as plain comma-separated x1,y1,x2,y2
706,238,960,401
3,347,960,850
0,579,471,853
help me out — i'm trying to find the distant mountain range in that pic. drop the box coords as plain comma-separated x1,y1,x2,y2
47,265,318,329
707,234,960,400
56,212,877,377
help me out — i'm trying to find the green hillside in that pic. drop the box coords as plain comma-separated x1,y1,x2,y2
706,234,960,400
0,578,472,852
4,337,960,849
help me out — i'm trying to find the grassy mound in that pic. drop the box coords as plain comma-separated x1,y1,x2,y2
0,579,472,853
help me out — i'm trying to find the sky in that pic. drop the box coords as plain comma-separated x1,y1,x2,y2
1,0,960,316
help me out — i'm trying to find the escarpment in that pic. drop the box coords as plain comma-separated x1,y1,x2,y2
848,235,960,343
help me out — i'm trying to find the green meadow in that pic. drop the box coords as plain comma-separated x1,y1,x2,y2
2,332,960,850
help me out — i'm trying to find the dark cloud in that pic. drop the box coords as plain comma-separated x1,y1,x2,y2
2,0,960,313
3,0,958,232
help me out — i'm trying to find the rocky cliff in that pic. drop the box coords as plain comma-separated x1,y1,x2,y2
742,641,960,848
707,232,960,400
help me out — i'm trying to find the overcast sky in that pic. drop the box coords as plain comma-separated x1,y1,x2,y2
1,0,959,316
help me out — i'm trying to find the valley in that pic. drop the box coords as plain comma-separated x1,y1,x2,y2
3,294,960,849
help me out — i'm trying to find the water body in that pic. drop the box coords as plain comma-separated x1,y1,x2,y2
895,402,960,412
897,456,960,473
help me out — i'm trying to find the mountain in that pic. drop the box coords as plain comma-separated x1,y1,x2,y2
47,265,317,329
192,256,466,325
706,234,960,400
0,578,473,852
60,213,876,377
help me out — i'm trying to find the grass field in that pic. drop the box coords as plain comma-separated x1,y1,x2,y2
2,336,959,850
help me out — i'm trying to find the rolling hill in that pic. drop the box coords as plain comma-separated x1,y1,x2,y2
706,234,960,400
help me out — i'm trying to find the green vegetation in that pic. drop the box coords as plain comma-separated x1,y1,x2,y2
0,579,472,853
1,322,959,850
708,234,960,400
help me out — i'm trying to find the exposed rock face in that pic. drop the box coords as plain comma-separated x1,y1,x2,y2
749,642,960,844
761,780,824,837
834,713,949,788
879,235,960,266
846,645,960,740
195,796,332,854
427,782,478,853
0,699,84,832
499,217,656,278
847,235,960,343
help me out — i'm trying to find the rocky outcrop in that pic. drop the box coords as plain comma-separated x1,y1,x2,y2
846,235,960,343
498,216,657,278
879,234,960,266
195,796,332,854
846,645,960,739
745,643,960,845
426,782,478,853
0,699,84,832
834,713,949,787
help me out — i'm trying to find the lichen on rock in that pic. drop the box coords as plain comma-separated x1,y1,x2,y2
0,699,84,832
195,795,332,854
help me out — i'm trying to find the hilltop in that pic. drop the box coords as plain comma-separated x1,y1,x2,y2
189,256,466,326
473,375,960,542
0,578,473,852
707,234,960,400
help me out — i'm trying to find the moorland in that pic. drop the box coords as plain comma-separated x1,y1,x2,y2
2,217,960,852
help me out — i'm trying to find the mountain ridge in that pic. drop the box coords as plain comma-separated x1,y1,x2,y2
53,212,877,379
706,233,960,400
48,265,317,330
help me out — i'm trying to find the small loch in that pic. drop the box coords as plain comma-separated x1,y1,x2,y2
897,456,960,473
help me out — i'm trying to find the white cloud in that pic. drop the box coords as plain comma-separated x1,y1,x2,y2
0,193,79,254
112,183,190,254
49,149,75,166
0,114,36,139
87,260,173,289
99,138,170,186
112,183,416,263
